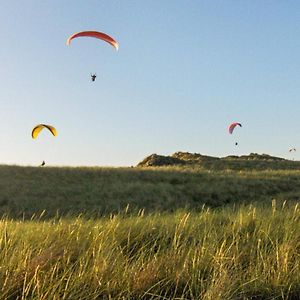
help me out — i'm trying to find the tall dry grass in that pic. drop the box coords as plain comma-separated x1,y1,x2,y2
0,201,299,299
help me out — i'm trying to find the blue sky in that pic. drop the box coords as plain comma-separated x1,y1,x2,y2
0,1,300,166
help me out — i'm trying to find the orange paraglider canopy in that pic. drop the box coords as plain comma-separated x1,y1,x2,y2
66,31,119,50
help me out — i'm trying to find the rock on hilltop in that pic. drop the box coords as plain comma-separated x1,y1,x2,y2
137,152,296,170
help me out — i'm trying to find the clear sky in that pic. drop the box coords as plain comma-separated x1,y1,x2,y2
1,1,300,166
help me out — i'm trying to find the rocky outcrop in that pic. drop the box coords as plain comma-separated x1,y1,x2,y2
137,151,292,170
137,154,184,167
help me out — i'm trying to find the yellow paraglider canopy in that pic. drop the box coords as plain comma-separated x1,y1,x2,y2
32,124,57,139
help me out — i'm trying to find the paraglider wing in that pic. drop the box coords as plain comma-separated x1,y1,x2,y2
228,122,242,134
66,31,119,50
32,124,57,139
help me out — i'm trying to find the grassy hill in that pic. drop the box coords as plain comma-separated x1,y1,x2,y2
0,152,300,219
1,155,300,299
138,151,299,170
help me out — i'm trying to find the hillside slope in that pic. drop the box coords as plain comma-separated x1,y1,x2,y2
0,163,300,219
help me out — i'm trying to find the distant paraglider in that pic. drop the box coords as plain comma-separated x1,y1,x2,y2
32,125,56,167
289,148,296,161
66,31,119,50
229,122,242,146
91,74,97,82
32,124,57,139
67,31,118,82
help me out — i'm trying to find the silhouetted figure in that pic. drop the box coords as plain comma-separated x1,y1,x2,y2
91,74,97,82
40,161,45,167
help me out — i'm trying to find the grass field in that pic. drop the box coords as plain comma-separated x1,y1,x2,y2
0,164,300,299
0,204,299,299
0,165,300,219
